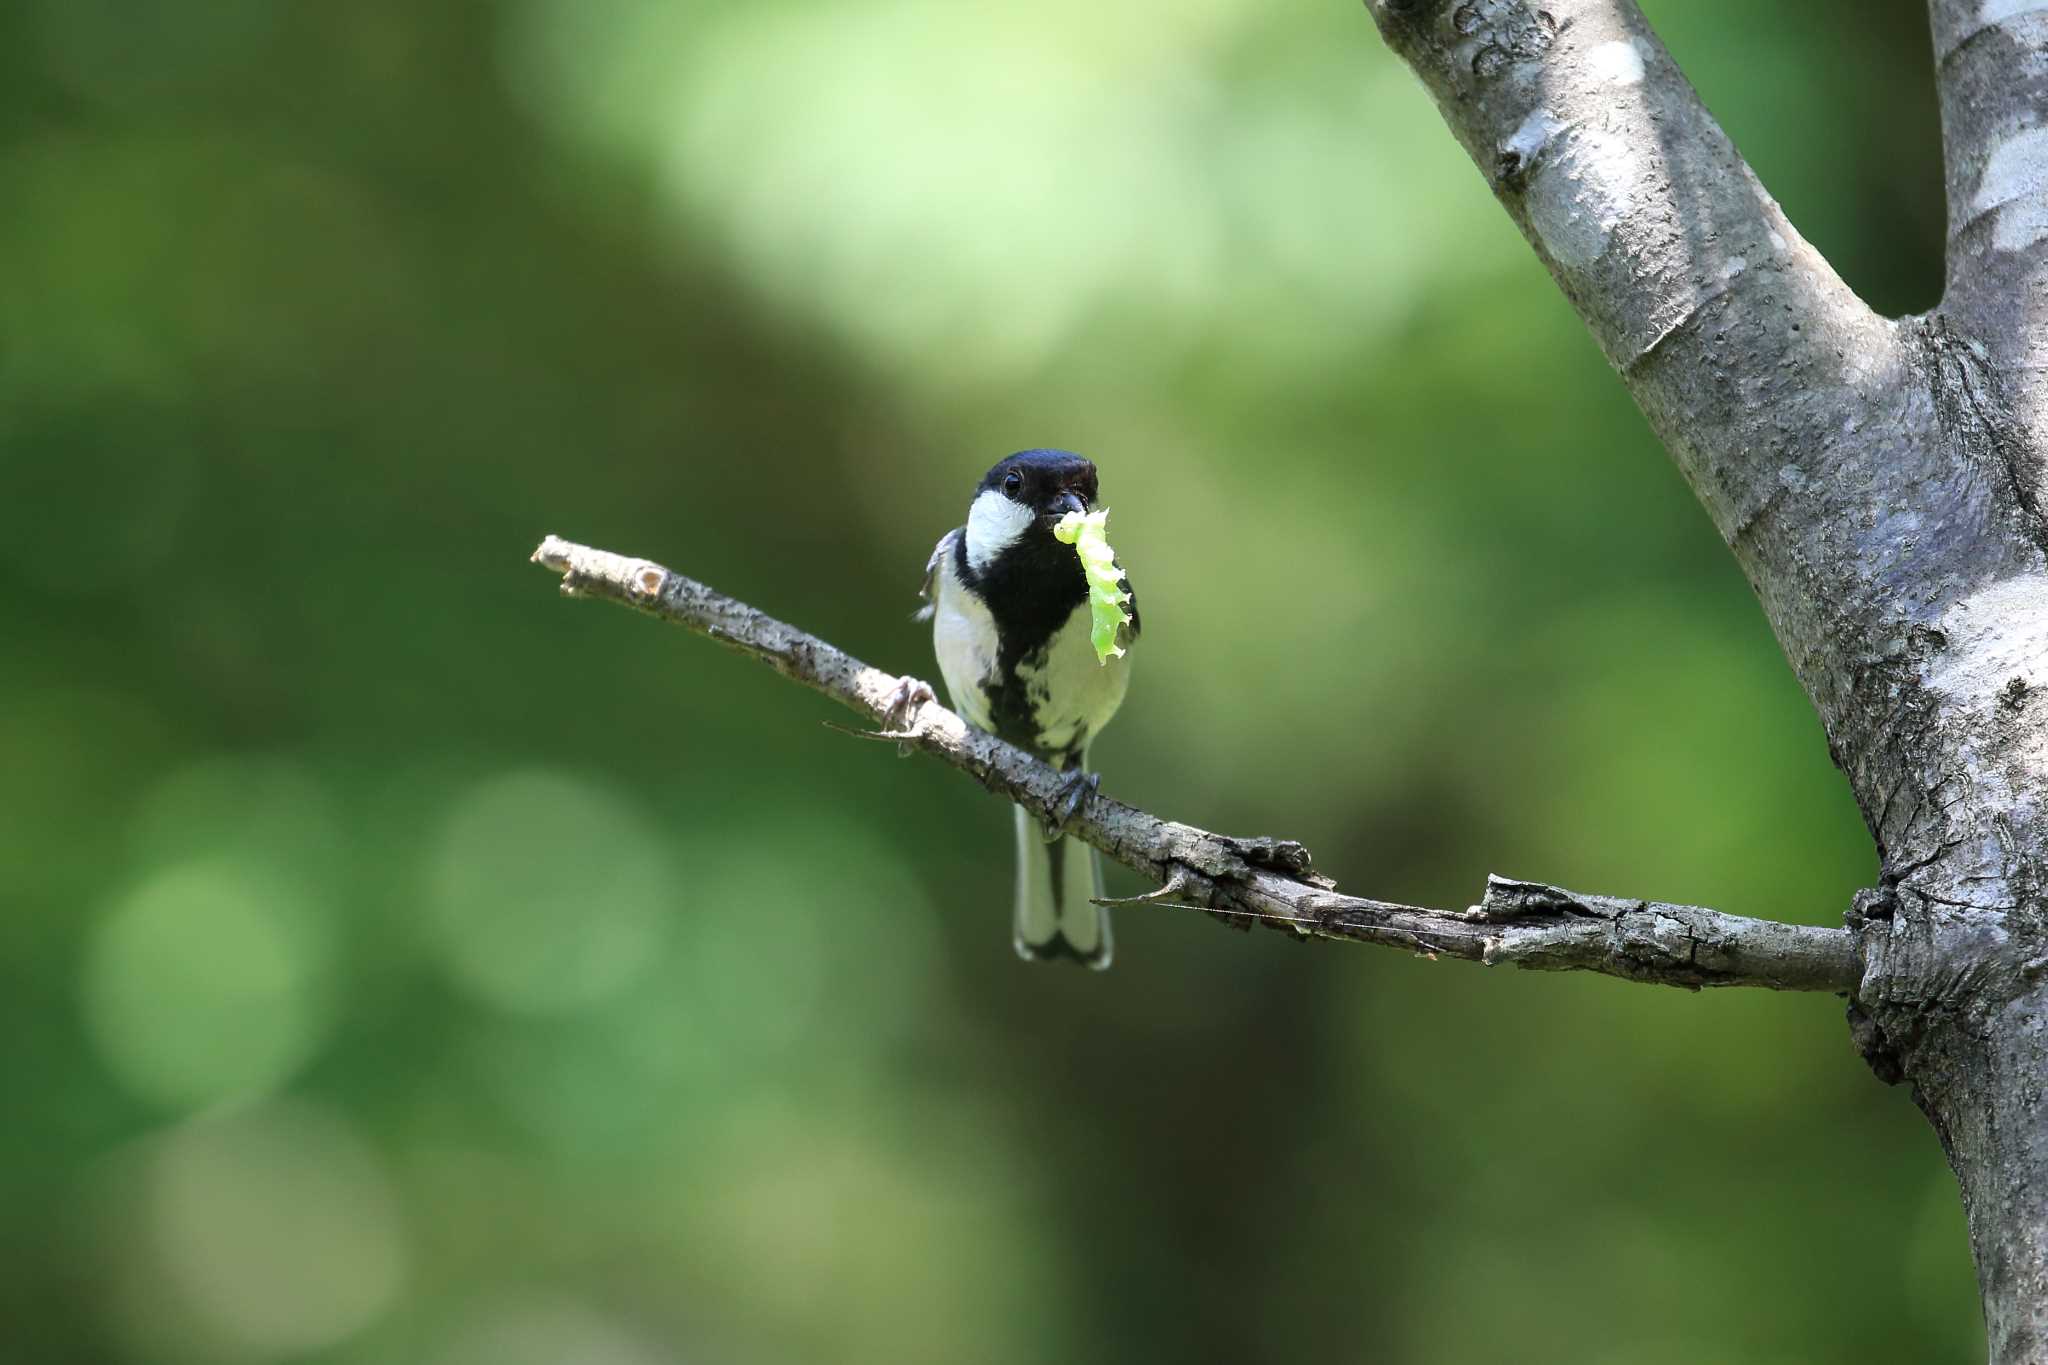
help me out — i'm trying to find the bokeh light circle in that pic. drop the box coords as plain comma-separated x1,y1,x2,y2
428,770,674,1015
143,1101,407,1355
81,859,329,1111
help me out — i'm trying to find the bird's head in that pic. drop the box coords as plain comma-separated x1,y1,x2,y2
965,449,1099,572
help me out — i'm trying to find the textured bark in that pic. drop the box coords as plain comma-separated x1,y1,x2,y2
1365,1,2048,1357
531,535,1859,991
1932,0,2048,534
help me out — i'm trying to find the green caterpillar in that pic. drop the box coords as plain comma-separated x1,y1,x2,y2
1052,509,1133,665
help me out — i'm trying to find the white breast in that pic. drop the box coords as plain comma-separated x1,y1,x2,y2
1015,600,1130,756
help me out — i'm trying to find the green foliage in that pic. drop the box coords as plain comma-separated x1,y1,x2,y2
0,0,1976,1362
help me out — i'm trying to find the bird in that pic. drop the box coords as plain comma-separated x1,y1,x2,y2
909,449,1139,968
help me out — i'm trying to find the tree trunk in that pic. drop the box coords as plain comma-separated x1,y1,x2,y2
1363,1,2048,1356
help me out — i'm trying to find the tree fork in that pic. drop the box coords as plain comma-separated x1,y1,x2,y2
1365,1,2048,1356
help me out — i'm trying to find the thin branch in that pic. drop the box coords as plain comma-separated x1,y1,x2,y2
530,534,1861,994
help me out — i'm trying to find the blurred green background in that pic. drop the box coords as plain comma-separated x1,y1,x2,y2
1,0,1976,1361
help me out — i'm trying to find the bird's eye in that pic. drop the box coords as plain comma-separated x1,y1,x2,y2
1002,471,1023,498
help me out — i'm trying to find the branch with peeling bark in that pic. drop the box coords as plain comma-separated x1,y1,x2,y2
530,535,1859,993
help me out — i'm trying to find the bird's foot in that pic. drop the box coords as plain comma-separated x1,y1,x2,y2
884,676,937,756
1042,769,1100,842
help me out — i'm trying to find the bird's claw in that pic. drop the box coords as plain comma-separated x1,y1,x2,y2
884,676,937,756
1042,769,1100,842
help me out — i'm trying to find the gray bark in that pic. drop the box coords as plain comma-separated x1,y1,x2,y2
1367,1,2048,1357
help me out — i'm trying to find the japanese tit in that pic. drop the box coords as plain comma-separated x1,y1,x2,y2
915,449,1139,968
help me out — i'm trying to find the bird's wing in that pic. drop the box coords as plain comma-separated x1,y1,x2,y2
913,528,961,623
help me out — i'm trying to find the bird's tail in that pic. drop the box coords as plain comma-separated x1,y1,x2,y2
1011,804,1113,969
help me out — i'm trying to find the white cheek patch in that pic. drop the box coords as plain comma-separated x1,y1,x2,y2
965,489,1034,572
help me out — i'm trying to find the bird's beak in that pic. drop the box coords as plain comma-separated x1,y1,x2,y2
1045,491,1087,523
